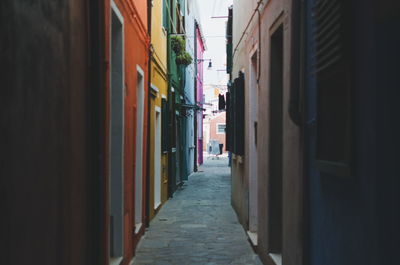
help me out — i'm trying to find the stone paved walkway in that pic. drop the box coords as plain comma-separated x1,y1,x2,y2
132,156,262,265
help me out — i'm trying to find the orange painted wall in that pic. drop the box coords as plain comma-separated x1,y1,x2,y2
134,0,148,32
104,0,149,264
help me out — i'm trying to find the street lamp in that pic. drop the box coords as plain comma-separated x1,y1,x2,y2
196,58,212,70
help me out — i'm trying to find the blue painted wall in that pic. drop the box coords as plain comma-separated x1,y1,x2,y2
305,0,399,264
183,0,197,178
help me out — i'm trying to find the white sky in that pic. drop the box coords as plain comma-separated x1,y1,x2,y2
195,0,233,87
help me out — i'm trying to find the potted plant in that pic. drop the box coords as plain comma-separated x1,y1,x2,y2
171,36,185,54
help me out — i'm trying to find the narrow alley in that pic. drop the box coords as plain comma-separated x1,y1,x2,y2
1,0,399,265
133,156,262,265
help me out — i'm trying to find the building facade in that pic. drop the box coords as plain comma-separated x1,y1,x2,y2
182,0,197,176
195,23,206,167
228,0,306,264
105,0,150,264
166,0,185,195
203,112,227,153
227,0,400,265
148,0,169,222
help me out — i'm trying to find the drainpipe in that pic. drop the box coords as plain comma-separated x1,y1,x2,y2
167,5,174,198
145,0,152,228
291,0,309,263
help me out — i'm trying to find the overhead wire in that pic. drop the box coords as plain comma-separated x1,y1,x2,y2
232,0,264,59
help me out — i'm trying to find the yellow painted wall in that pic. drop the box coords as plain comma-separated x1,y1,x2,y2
151,0,167,70
149,0,169,221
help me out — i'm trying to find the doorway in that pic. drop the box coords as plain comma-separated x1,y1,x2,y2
248,49,259,241
175,115,181,185
203,123,210,154
109,2,124,260
154,108,162,209
135,66,145,233
268,24,283,259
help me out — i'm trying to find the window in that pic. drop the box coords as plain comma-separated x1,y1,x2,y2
176,4,181,33
226,6,233,74
314,0,353,177
217,124,226,134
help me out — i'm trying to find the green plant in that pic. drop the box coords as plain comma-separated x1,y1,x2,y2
176,51,193,66
171,36,185,54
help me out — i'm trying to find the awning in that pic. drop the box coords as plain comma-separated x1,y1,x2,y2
179,103,205,111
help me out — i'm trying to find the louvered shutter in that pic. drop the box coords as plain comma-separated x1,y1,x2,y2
236,72,245,156
232,80,237,154
226,91,231,151
226,7,233,74
163,0,168,29
314,0,354,177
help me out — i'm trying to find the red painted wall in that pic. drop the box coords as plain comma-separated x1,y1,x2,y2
104,0,149,264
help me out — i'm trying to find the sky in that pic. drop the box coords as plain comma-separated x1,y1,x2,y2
195,0,233,87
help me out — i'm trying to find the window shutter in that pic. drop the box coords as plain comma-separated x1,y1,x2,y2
236,72,245,156
226,6,233,74
163,0,169,29
232,72,245,156
314,0,353,177
232,79,237,154
226,91,231,151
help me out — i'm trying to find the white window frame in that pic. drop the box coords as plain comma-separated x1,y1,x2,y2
216,123,226,134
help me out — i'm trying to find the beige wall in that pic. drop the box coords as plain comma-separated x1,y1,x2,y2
231,0,263,232
231,0,304,265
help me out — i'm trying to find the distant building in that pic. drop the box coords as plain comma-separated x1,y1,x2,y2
203,112,227,153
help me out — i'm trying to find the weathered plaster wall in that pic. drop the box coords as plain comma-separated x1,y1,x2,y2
254,1,305,264
230,0,258,234
232,1,304,264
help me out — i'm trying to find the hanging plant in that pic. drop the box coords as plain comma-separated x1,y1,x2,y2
171,36,186,54
176,51,193,66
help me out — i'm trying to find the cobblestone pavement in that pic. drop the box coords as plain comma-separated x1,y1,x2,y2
132,156,262,265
